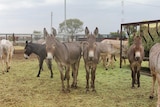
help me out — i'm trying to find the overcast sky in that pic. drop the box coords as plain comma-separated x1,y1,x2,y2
0,0,160,34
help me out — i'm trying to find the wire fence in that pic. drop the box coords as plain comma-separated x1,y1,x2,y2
0,33,44,46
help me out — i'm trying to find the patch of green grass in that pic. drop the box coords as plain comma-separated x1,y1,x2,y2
0,57,157,107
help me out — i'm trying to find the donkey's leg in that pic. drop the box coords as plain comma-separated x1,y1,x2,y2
131,66,135,88
73,59,80,88
71,59,80,88
105,54,111,70
46,59,53,78
71,64,76,88
66,66,70,92
9,47,14,69
6,52,10,72
1,58,5,74
63,67,67,80
101,55,106,67
103,56,108,70
99,55,102,63
9,55,12,69
123,57,126,65
150,73,156,99
7,52,12,71
156,73,160,107
57,64,65,92
137,70,140,87
38,56,42,70
132,71,136,88
113,54,117,61
5,61,9,72
85,65,90,92
37,59,44,77
91,65,96,92
105,55,109,70
110,55,114,69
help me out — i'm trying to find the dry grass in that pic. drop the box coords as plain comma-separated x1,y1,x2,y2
14,46,24,50
0,55,157,107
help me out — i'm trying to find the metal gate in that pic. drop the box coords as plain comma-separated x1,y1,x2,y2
120,19,160,68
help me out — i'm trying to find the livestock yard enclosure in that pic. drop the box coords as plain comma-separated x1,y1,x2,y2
0,46,157,107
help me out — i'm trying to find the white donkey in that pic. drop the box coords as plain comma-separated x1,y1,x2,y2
0,39,14,74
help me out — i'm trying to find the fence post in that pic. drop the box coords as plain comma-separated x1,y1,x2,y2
31,34,33,42
120,24,123,68
156,22,160,36
12,33,16,45
6,34,7,40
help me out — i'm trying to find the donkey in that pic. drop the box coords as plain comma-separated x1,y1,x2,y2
45,27,81,92
82,27,100,92
149,43,160,107
97,42,118,70
24,41,53,78
32,27,49,71
127,35,144,88
99,39,128,70
0,39,14,74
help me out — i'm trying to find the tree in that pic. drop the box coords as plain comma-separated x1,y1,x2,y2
124,25,137,36
59,18,83,41
109,30,126,39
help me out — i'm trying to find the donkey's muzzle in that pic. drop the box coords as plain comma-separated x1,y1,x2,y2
46,52,53,60
135,56,140,61
88,57,94,61
88,50,94,61
135,51,141,61
24,54,29,59
88,50,94,57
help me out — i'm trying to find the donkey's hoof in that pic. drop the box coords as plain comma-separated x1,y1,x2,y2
149,96,154,99
92,89,96,92
71,84,74,88
86,89,89,93
37,75,40,77
61,89,65,93
66,89,70,93
71,84,77,89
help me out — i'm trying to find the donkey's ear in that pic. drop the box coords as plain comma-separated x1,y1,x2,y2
85,27,89,35
43,27,49,37
52,27,57,37
94,27,99,36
